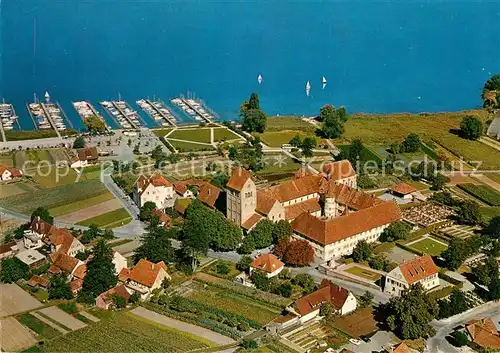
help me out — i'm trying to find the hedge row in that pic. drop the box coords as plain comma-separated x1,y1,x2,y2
438,272,464,287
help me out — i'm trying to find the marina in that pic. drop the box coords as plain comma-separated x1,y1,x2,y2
100,100,143,130
171,96,217,123
73,101,111,131
26,93,70,137
0,101,19,141
136,99,177,127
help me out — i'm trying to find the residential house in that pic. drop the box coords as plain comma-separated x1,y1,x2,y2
49,253,86,282
0,165,23,181
119,259,170,300
26,275,50,289
15,249,46,269
71,279,83,296
151,209,172,229
384,254,439,296
174,179,223,210
0,241,18,259
70,147,99,168
250,253,284,278
133,173,174,209
287,279,357,323
390,183,418,200
112,251,128,275
96,285,132,310
466,317,500,350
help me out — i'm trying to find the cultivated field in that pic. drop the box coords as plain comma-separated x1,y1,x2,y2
76,207,132,228
0,317,38,352
440,225,478,239
0,284,43,317
0,153,14,166
49,191,116,217
283,321,347,351
17,313,62,339
40,311,214,353
57,198,121,223
329,307,378,338
457,183,500,206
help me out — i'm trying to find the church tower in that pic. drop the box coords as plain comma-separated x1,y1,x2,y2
226,167,257,226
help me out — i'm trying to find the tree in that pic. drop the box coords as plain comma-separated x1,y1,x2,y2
241,339,258,349
380,221,412,242
486,216,500,239
301,137,317,158
84,116,106,134
111,294,127,308
282,239,315,266
135,223,175,265
321,105,347,139
456,200,482,225
274,282,292,298
48,274,73,300
384,284,438,339
451,331,468,347
249,219,274,249
78,239,118,302
441,238,472,271
352,241,372,262
248,93,260,110
459,116,483,140
402,133,420,153
242,109,267,133
236,255,253,273
139,201,157,222
431,173,450,191
320,302,337,318
251,270,271,291
73,136,85,149
81,224,104,244
216,262,230,275
488,275,500,300
289,135,302,147
238,235,256,254
473,256,498,286
102,229,114,240
359,291,374,308
483,74,500,108
0,258,29,283
272,220,293,244
292,273,317,294
448,288,469,315
31,207,53,225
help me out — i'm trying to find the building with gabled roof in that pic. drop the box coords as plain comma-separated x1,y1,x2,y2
96,284,132,310
287,279,357,323
70,147,99,168
384,254,439,296
119,259,170,300
250,253,284,278
132,173,174,209
0,165,23,181
466,317,500,350
322,160,357,188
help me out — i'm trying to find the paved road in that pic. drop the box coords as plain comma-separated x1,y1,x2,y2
427,301,500,353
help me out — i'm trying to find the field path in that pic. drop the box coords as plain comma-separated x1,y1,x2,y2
56,199,121,223
130,307,236,345
30,311,69,334
38,306,87,331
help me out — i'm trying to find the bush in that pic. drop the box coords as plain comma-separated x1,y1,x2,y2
451,331,468,347
216,262,230,275
242,339,258,349
58,302,78,315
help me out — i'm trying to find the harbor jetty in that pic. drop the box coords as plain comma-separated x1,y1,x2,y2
73,101,110,131
100,100,142,130
137,99,177,127
0,101,18,141
171,96,216,123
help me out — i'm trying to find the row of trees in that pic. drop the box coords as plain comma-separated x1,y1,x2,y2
289,135,318,158
239,219,292,253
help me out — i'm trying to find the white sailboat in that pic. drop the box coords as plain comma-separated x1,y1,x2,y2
258,74,263,84
306,81,311,96
322,76,327,89
44,91,50,103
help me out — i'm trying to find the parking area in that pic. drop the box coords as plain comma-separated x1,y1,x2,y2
0,283,43,317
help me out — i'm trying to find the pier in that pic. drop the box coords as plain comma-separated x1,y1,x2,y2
73,101,110,131
0,102,18,142
100,100,142,130
172,95,216,124
0,118,5,142
112,101,141,129
40,103,62,138
56,102,74,129
137,99,177,127
26,103,40,130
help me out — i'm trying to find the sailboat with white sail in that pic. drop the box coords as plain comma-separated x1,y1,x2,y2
322,76,327,89
258,74,263,84
306,80,311,96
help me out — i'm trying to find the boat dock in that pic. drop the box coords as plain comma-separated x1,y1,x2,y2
0,102,19,142
136,99,177,127
73,101,110,131
40,103,64,137
100,100,142,130
171,96,215,123
27,102,59,135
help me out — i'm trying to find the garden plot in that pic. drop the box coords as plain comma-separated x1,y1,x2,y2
57,198,122,223
440,224,478,239
283,321,346,351
38,306,87,331
329,307,378,338
0,283,43,317
0,317,38,352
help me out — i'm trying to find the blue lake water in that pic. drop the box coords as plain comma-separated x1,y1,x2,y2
1,0,500,130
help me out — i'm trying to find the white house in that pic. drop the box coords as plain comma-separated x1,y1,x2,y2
112,251,128,275
0,165,23,181
133,173,175,209
384,254,439,296
250,253,284,278
70,147,99,169
119,259,171,301
287,279,357,323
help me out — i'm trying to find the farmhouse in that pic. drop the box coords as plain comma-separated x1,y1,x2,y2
133,173,175,209
151,209,172,229
96,284,132,310
384,254,439,296
466,317,500,350
250,253,284,278
49,253,86,281
0,165,23,181
119,259,170,300
70,146,99,168
226,163,402,262
287,279,357,323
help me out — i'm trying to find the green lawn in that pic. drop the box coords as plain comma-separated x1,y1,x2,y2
76,208,132,228
168,128,211,143
404,180,430,191
265,116,316,133
213,128,241,142
17,313,61,339
39,311,214,353
152,128,173,138
345,266,381,282
481,206,500,221
257,131,321,148
167,139,214,152
50,191,115,217
409,238,448,256
0,179,108,214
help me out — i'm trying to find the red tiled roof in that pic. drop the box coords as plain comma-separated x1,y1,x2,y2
52,253,80,273
134,173,172,196
99,284,131,304
27,275,50,288
323,160,356,181
399,254,438,285
392,342,412,353
284,198,321,220
48,265,61,274
0,241,17,255
197,183,221,208
174,198,191,214
250,253,284,273
119,268,131,282
466,318,500,349
291,201,402,245
261,174,323,203
151,209,172,227
256,191,280,215
71,279,83,293
0,165,22,177
73,264,87,279
242,213,263,231
294,166,314,179
30,217,52,236
391,183,417,195
126,259,167,287
294,280,350,316
324,183,382,210
226,167,252,192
